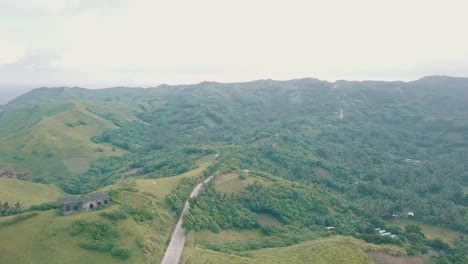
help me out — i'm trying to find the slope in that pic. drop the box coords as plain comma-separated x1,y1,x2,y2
0,99,136,184
182,236,401,264
0,155,216,264
0,178,64,207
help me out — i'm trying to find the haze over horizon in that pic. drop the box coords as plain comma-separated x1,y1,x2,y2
1,0,468,103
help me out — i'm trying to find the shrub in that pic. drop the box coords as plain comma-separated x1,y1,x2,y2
111,247,131,259
0,212,38,227
121,204,153,222
79,240,114,252
28,202,58,212
135,238,145,249
427,238,449,251
108,190,120,199
70,220,120,240
100,209,128,221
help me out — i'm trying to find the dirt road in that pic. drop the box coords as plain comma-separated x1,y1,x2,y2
161,176,213,264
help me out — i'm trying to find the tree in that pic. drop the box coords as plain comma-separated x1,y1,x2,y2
1,201,10,216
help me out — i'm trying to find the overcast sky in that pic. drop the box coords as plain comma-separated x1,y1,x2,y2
1,0,468,99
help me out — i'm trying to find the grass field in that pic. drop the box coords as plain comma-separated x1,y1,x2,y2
182,236,381,264
136,155,216,198
386,219,466,244
215,172,271,194
257,213,283,227
190,230,265,245
0,178,64,207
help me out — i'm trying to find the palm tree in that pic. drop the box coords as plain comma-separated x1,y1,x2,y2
1,201,10,216
12,202,22,215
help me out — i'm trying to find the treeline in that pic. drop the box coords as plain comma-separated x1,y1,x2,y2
0,201,22,216
0,201,60,218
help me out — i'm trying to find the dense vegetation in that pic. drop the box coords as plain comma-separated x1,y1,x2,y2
1,76,467,262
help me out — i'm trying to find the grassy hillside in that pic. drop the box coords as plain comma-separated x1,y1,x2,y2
0,210,131,264
0,157,214,264
0,100,133,183
135,155,216,198
182,236,405,264
0,178,64,207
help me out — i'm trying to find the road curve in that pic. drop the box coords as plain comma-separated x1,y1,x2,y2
161,176,213,264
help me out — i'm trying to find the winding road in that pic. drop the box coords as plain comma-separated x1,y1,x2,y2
161,176,213,264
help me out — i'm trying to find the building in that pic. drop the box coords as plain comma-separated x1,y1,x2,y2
61,193,110,215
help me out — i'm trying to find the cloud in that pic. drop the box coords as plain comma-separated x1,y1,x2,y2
0,40,26,64
0,0,67,12
0,0,468,88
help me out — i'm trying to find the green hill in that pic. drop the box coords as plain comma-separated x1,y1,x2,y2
0,77,467,263
0,178,64,207
0,99,138,184
183,236,401,264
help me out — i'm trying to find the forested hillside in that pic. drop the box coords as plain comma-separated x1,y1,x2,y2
1,76,467,263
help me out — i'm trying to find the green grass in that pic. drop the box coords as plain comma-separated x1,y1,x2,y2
0,209,130,264
215,173,246,193
386,219,466,244
0,187,173,264
0,178,64,207
182,236,379,264
190,230,265,245
215,172,271,194
136,155,216,198
251,237,375,264
0,101,128,181
257,213,283,227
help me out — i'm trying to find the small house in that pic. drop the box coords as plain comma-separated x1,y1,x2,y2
61,193,110,215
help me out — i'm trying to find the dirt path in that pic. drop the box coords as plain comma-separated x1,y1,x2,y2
161,176,213,264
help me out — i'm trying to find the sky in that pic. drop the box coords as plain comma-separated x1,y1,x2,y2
1,0,468,102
